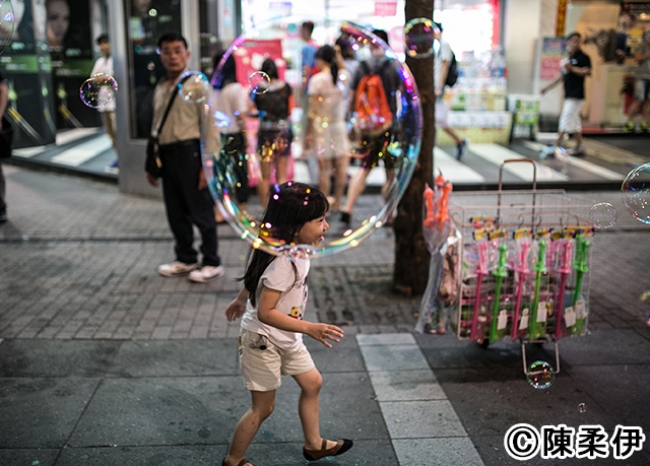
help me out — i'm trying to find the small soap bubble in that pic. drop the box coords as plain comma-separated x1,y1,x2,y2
403,18,437,59
178,71,210,103
578,402,586,413
526,360,555,389
79,73,118,108
589,202,617,229
249,71,270,95
621,162,650,224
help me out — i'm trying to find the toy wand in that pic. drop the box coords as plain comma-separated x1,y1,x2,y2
554,241,572,339
470,241,488,340
570,235,590,335
489,243,508,344
511,241,530,340
529,241,547,340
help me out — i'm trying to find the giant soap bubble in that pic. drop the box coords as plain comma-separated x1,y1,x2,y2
202,21,422,258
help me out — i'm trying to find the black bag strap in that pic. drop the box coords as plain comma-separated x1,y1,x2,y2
152,75,191,137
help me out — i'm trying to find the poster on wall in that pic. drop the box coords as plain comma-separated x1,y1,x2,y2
43,0,98,129
620,2,650,55
233,39,286,86
1,0,57,148
540,37,565,80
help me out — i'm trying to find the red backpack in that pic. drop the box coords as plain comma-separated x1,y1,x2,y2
354,60,393,135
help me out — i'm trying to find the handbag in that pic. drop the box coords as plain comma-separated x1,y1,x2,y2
0,116,13,159
145,76,190,177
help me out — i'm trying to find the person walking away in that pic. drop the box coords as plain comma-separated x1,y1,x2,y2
0,69,8,223
433,22,467,160
624,30,650,133
300,21,318,146
90,34,118,173
541,32,591,156
222,182,353,466
212,51,250,215
340,29,401,227
304,45,350,212
145,32,224,283
252,58,293,209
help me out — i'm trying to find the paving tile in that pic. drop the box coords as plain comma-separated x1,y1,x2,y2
0,448,59,466
392,437,484,466
107,340,239,377
359,345,430,372
357,333,416,346
380,400,467,438
0,340,121,377
369,369,447,401
0,378,100,448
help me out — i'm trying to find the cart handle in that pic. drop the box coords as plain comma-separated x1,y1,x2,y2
498,158,537,192
497,158,537,231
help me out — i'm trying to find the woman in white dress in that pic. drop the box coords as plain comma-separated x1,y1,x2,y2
305,45,350,212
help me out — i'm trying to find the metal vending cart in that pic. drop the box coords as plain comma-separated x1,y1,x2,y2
444,160,594,375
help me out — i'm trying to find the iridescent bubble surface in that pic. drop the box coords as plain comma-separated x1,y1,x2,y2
79,74,118,109
204,21,422,258
588,202,617,229
178,71,210,103
249,71,270,95
621,162,650,224
526,360,555,389
403,18,437,59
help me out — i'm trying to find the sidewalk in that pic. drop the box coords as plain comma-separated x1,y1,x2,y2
0,164,649,465
9,127,649,192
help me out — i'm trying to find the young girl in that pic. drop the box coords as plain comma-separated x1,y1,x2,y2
223,182,353,466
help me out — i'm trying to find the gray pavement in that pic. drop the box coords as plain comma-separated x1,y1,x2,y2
0,163,649,465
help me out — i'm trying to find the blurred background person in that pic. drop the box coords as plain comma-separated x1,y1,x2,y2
252,58,293,209
212,51,250,217
305,45,350,212
90,34,118,172
624,30,650,133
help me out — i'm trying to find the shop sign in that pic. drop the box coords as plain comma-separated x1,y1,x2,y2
269,1,292,16
374,1,397,16
540,37,565,80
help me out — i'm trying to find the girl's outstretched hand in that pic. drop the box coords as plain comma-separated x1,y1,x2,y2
225,298,246,322
306,323,344,348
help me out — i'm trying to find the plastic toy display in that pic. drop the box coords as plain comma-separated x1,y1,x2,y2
417,159,595,375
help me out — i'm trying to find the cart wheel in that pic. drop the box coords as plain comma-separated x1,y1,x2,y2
475,338,490,349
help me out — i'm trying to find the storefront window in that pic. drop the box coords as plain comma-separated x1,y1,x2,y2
125,0,181,138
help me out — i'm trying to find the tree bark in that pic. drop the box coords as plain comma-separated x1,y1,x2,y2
393,0,435,296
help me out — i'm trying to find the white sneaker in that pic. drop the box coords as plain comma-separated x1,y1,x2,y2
188,265,225,283
157,261,198,277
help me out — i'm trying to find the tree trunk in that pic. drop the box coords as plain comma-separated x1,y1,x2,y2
393,0,435,296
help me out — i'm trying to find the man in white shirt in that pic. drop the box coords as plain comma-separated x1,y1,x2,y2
90,34,118,172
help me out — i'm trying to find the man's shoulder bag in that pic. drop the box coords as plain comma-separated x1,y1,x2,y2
145,76,190,177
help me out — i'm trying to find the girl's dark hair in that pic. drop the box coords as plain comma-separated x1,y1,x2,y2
243,182,329,306
212,50,237,89
261,58,279,80
315,45,338,85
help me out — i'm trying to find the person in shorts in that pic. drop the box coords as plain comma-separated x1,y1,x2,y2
541,32,591,156
624,30,650,133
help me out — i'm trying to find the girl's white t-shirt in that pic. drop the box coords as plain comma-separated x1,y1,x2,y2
241,256,310,350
